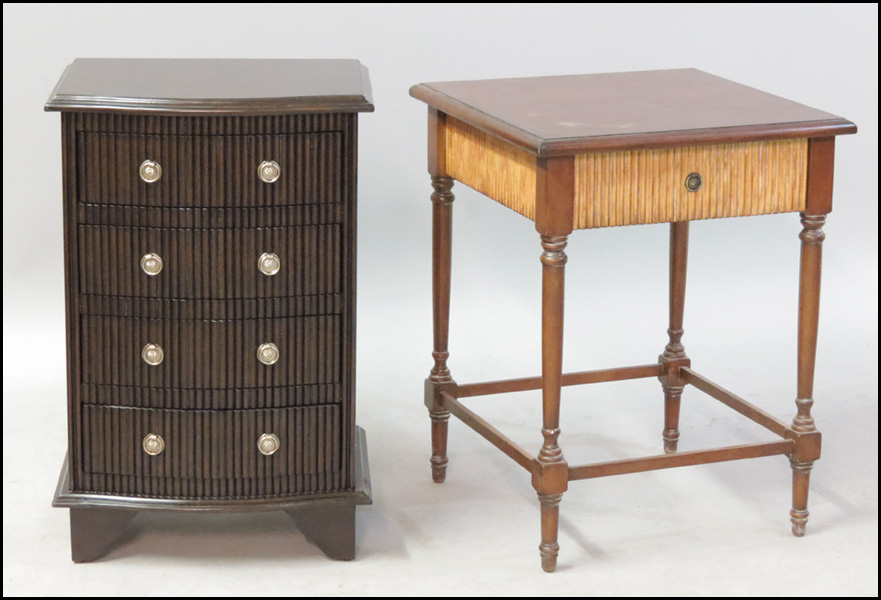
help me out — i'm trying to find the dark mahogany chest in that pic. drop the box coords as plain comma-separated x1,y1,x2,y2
47,58,373,561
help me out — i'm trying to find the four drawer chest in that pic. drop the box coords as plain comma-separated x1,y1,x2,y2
47,58,373,562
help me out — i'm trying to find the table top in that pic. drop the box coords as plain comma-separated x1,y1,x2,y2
410,69,855,156
45,58,374,114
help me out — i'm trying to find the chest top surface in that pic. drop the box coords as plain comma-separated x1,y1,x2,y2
410,68,855,156
45,58,374,114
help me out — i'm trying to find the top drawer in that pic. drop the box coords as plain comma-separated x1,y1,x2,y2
77,132,343,207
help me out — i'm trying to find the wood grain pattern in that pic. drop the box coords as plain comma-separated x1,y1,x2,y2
444,116,536,219
573,139,808,228
411,69,856,156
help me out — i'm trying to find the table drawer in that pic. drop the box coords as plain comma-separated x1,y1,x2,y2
81,315,341,388
573,139,809,228
78,132,342,207
80,404,341,480
78,224,341,299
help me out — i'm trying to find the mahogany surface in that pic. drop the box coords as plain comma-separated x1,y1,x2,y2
414,68,856,571
410,68,855,155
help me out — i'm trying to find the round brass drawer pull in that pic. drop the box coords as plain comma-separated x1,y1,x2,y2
142,433,165,456
140,253,164,276
139,159,162,183
258,160,280,183
257,342,279,365
258,252,281,276
685,172,703,192
258,433,280,456
142,343,164,366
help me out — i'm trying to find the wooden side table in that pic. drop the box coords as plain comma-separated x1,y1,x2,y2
410,69,856,572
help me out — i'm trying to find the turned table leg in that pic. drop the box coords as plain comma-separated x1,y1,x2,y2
659,221,690,453
534,234,570,573
790,213,825,536
426,174,455,483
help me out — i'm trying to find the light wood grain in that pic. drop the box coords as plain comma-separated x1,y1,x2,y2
445,116,537,219
574,139,808,228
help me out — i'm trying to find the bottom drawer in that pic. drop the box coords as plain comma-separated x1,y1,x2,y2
78,404,342,497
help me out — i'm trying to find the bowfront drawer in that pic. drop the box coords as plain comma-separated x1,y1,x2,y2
81,315,341,388
78,224,341,299
81,404,341,480
78,132,342,207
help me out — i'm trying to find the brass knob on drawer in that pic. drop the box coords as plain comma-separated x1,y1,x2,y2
258,433,280,456
142,343,164,366
257,342,279,365
258,252,280,276
258,160,280,183
140,253,164,276
685,172,703,192
142,433,165,456
139,160,162,183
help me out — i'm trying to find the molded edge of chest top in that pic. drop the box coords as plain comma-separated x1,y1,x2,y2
45,58,374,114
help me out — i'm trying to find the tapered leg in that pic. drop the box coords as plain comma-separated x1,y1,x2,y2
534,234,569,573
790,213,825,536
69,507,137,562
659,221,690,453
427,175,454,483
286,502,356,560
538,493,563,572
790,462,813,536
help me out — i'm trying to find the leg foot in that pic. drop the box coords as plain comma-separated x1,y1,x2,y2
662,384,683,454
538,493,563,572
69,507,137,562
663,437,679,455
286,501,356,560
790,461,813,537
429,409,450,483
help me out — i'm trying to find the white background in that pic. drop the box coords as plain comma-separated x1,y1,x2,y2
3,3,877,596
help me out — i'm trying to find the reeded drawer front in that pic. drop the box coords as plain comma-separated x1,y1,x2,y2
81,404,340,479
81,315,341,388
573,139,809,228
78,224,341,299
443,115,809,229
78,132,342,207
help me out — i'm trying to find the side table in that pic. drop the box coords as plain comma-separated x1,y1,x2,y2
410,69,856,571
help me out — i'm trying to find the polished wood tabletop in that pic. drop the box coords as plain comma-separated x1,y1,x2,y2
410,68,855,154
46,58,374,114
